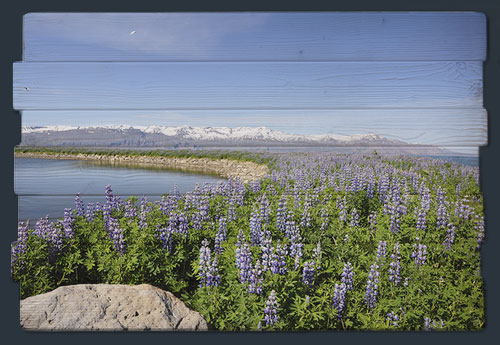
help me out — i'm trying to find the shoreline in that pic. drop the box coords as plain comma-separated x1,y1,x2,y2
14,152,269,184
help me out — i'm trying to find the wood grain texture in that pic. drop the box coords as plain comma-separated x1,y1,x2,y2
14,146,478,201
23,12,486,62
13,62,483,110
21,109,487,147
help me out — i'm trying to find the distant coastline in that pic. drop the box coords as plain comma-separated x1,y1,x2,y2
14,150,269,184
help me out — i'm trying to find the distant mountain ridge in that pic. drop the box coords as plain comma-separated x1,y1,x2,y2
21,125,413,148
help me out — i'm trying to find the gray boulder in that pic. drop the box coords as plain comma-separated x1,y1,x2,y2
20,284,208,331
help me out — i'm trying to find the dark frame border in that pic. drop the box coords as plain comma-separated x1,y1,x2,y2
1,0,498,343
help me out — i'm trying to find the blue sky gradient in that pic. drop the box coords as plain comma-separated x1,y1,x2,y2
19,13,486,155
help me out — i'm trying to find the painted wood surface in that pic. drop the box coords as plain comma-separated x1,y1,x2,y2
13,61,483,110
14,148,478,199
20,109,487,147
23,12,486,62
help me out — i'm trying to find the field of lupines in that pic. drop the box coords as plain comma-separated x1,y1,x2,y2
11,151,485,330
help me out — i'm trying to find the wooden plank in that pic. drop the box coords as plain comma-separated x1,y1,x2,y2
15,146,479,201
22,12,486,62
14,156,225,197
13,62,483,110
20,108,487,147
17,195,166,221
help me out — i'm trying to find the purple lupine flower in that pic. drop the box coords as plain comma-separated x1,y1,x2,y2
138,196,151,229
263,290,279,326
388,202,401,234
366,173,376,198
62,208,74,238
85,203,96,222
207,255,221,287
176,212,189,237
454,196,472,221
386,312,400,328
248,260,264,294
104,184,122,211
235,229,246,249
198,193,211,223
260,238,273,272
474,214,485,249
108,217,126,255
376,240,387,266
313,241,322,270
235,242,253,284
159,195,177,216
368,211,377,233
332,261,355,319
102,202,112,230
259,194,270,225
214,231,225,255
214,217,227,254
349,208,360,228
388,242,402,285
124,200,137,223
289,236,303,269
436,188,449,229
337,196,347,223
302,261,315,286
436,202,448,229
198,239,220,287
251,180,261,194
364,262,380,308
105,184,113,204
443,223,456,250
74,193,84,217
284,210,296,239
276,195,287,233
378,174,390,204
423,318,445,331
341,262,354,290
156,225,173,252
34,217,63,254
299,194,312,229
270,241,288,275
319,207,329,232
415,207,427,231
411,239,427,268
11,221,29,273
332,283,347,319
249,210,263,245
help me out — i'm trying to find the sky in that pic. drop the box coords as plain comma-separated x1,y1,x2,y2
18,13,486,155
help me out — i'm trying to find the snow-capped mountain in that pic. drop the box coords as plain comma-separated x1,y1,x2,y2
20,125,411,147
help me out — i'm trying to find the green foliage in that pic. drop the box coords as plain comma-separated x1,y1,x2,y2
11,153,485,331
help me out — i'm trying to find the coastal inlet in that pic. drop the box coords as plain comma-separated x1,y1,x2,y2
15,154,268,220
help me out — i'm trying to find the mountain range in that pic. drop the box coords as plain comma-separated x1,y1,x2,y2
21,125,416,147
19,125,460,155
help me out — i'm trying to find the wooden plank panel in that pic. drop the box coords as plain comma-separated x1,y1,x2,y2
15,146,479,202
20,109,487,147
13,62,483,110
14,157,224,197
17,195,166,221
23,12,486,62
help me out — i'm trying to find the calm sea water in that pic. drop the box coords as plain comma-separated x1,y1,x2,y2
15,158,225,221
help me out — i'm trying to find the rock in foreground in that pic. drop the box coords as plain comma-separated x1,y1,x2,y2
20,284,208,331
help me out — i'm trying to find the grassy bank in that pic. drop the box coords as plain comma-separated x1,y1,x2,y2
14,146,274,167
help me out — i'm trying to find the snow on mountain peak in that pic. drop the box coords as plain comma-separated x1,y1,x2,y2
21,125,397,144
